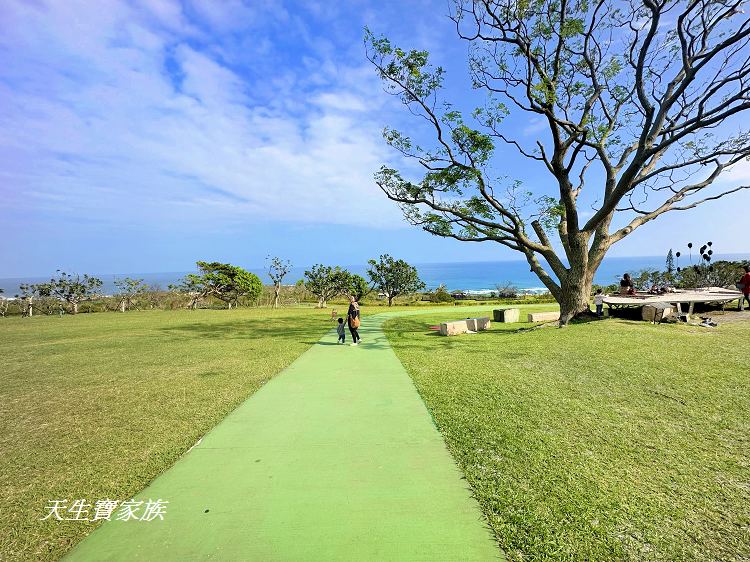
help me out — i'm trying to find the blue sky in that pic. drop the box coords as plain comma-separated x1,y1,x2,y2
1,0,748,277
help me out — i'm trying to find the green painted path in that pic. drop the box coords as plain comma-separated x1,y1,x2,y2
66,311,501,561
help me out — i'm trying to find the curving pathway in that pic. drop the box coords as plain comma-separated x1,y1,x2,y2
66,310,502,561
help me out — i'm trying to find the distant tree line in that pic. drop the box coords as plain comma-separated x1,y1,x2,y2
0,254,434,317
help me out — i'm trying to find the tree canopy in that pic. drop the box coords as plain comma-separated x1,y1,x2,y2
347,273,372,302
367,254,426,306
114,277,146,312
303,265,350,308
367,0,750,324
196,261,262,309
267,256,292,308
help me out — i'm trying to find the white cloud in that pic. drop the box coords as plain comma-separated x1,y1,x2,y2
522,117,547,136
724,158,750,184
0,0,403,231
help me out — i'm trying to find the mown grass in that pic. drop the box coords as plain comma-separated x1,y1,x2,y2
384,309,750,561
0,308,335,561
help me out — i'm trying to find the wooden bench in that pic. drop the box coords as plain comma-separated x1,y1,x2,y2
527,311,560,323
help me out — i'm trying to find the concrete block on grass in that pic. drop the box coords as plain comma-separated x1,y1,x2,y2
527,311,560,323
493,308,520,323
439,317,491,336
466,317,491,331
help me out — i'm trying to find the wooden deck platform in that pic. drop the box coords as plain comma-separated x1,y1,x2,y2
603,287,742,322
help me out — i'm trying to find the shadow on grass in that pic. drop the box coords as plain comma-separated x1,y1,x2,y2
159,320,331,341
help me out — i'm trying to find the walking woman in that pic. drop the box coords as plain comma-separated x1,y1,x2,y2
347,295,361,346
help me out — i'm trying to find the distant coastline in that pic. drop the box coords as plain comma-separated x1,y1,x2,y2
2,254,748,296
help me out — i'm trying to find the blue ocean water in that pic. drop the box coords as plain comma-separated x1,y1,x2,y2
2,254,747,296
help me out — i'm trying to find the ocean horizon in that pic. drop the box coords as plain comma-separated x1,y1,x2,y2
2,253,748,297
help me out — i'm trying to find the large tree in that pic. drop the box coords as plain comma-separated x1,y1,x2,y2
367,254,426,306
47,271,103,314
195,261,262,309
303,265,350,308
367,0,750,325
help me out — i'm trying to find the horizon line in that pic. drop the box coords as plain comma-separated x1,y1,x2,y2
3,252,749,281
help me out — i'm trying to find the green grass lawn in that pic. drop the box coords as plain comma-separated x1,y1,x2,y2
385,309,750,561
0,308,335,561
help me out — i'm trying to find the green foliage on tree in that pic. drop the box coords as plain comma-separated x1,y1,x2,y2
171,262,262,309
196,261,262,309
428,284,455,303
267,256,292,309
677,260,746,290
44,271,103,315
366,254,426,306
665,250,675,277
170,274,208,309
346,274,372,302
114,277,146,312
303,265,349,308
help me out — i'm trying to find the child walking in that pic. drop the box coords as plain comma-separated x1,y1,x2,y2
594,289,604,318
336,317,346,344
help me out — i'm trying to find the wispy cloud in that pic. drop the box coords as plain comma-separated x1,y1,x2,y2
522,117,547,137
0,0,404,231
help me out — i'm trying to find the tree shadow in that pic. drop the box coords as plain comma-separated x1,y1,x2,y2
159,320,332,341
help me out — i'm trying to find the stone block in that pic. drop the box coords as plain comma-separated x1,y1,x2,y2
466,317,491,331
439,317,491,336
439,320,468,336
527,311,560,323
493,308,520,323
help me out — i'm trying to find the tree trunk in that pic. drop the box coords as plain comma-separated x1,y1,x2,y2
120,299,126,313
72,301,78,315
274,283,281,309
558,275,594,326
387,295,394,306
318,297,326,308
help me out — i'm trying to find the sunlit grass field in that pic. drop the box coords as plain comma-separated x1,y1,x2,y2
385,311,750,561
0,308,334,561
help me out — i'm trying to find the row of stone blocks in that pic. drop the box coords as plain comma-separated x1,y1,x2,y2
493,308,560,323
440,310,561,335
439,317,491,336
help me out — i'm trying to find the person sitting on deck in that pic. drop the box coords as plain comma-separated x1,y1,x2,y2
619,273,636,296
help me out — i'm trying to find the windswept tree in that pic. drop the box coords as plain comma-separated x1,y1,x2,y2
170,274,208,310
17,282,54,317
367,0,750,324
114,277,146,312
17,284,36,317
303,265,349,308
196,261,262,309
367,254,426,306
48,271,103,314
267,256,292,309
